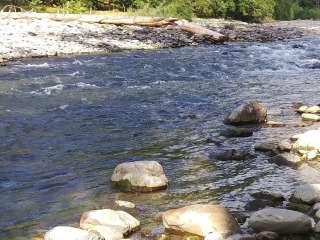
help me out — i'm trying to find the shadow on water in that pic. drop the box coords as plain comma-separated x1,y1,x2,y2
0,37,320,239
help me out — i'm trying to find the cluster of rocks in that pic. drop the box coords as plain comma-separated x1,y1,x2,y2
1,16,320,65
43,100,320,240
297,105,320,122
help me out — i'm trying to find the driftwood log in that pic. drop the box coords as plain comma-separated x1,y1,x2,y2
175,19,225,42
0,12,225,41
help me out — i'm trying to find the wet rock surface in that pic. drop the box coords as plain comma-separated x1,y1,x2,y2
224,101,267,125
80,209,140,239
248,208,314,234
162,204,240,238
111,161,168,192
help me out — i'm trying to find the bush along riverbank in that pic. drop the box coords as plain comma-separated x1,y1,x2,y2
38,100,320,240
2,12,320,65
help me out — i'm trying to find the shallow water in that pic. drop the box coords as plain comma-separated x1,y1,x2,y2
1,38,320,239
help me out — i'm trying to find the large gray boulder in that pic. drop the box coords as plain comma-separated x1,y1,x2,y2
80,209,140,240
111,161,168,192
162,204,240,238
224,101,267,125
44,226,100,240
291,184,320,204
248,207,314,234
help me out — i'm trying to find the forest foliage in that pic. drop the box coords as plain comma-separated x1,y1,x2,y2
2,0,320,22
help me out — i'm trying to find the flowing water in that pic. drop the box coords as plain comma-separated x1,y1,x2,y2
1,37,320,239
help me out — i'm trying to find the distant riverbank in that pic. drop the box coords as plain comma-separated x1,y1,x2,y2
0,13,320,65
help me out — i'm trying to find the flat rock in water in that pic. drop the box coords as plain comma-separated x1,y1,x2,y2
211,149,253,161
265,121,286,128
162,204,240,238
297,105,320,114
252,191,285,202
291,184,320,204
44,226,100,240
302,113,320,122
111,161,168,192
80,209,140,239
270,153,302,168
220,128,253,138
254,142,279,155
224,101,267,125
248,207,314,234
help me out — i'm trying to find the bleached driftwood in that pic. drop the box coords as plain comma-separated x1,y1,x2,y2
0,12,225,41
175,19,225,42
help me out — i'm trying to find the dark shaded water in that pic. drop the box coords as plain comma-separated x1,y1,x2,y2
1,38,320,239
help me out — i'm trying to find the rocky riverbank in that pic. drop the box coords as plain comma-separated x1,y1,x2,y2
38,101,320,240
0,13,319,65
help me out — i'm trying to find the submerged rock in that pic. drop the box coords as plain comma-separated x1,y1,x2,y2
246,191,284,211
254,141,291,155
291,184,320,204
220,128,253,138
80,209,140,239
265,121,286,128
111,161,168,192
248,207,314,234
270,153,302,168
224,101,267,125
254,142,279,154
44,226,101,240
210,149,254,161
252,191,285,202
162,204,240,238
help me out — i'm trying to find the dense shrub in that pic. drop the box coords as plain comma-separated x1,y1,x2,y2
1,0,320,21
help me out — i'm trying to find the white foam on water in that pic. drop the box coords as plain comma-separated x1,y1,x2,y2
75,82,99,89
25,62,50,68
31,84,64,95
72,59,83,65
152,80,166,85
127,85,151,90
59,105,69,110
69,71,80,76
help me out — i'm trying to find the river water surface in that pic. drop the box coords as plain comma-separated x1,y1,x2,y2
1,38,320,239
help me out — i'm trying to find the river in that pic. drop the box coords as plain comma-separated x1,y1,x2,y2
1,37,320,239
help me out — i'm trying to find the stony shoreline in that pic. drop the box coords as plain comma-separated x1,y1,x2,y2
1,13,320,65
39,101,320,240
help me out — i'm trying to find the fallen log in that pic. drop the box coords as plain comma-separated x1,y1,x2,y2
0,12,177,27
175,19,225,42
